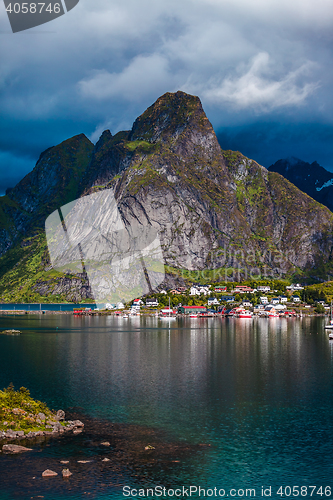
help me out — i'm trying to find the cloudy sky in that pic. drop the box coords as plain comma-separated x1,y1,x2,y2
1,0,333,194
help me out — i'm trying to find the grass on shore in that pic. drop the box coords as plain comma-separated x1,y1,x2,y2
0,385,62,435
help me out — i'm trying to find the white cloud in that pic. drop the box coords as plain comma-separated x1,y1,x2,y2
78,53,173,101
203,52,319,111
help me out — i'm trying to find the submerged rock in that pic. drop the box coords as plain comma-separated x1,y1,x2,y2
62,468,72,478
42,469,58,477
0,330,21,335
2,444,32,453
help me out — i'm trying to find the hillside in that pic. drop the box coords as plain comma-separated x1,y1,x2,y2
0,91,333,302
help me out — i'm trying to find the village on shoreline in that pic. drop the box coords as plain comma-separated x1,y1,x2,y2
1,279,332,318
99,280,331,318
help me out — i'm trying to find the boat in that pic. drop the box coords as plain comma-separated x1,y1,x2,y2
238,308,253,318
122,314,129,319
189,313,198,318
161,297,177,318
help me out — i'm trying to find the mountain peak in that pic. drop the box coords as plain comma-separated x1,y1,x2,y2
95,130,112,152
129,91,212,143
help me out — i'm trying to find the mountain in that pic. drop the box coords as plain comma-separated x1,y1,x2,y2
0,91,333,302
268,157,333,213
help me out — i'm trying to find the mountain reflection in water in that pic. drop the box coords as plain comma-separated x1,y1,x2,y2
0,315,333,500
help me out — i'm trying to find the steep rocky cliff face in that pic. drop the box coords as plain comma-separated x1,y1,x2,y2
0,134,93,257
84,92,333,276
0,91,333,302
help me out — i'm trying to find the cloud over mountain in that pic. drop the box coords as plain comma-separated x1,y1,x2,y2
0,0,333,192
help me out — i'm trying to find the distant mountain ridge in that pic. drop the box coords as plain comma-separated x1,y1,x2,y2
0,91,333,302
268,157,333,213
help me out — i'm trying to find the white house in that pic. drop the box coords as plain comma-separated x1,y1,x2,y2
190,285,211,296
271,297,279,305
116,302,125,309
146,298,159,307
275,304,286,310
287,284,304,291
242,300,252,308
208,297,219,306
258,286,271,293
260,296,269,304
133,298,143,305
279,295,288,303
292,295,301,303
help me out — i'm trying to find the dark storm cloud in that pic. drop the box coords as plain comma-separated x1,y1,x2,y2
0,0,333,192
216,122,333,171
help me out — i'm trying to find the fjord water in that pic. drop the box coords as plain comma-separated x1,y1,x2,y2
1,315,333,499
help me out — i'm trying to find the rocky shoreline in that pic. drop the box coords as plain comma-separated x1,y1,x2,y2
0,409,84,448
0,386,85,452
0,411,209,498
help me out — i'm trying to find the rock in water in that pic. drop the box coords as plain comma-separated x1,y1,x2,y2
1,330,21,335
56,409,65,420
72,419,84,427
42,469,58,477
100,441,111,446
62,469,72,478
2,444,32,453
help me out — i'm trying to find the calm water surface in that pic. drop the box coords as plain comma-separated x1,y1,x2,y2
0,315,333,500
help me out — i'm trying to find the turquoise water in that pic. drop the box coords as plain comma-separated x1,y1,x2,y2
1,315,333,499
